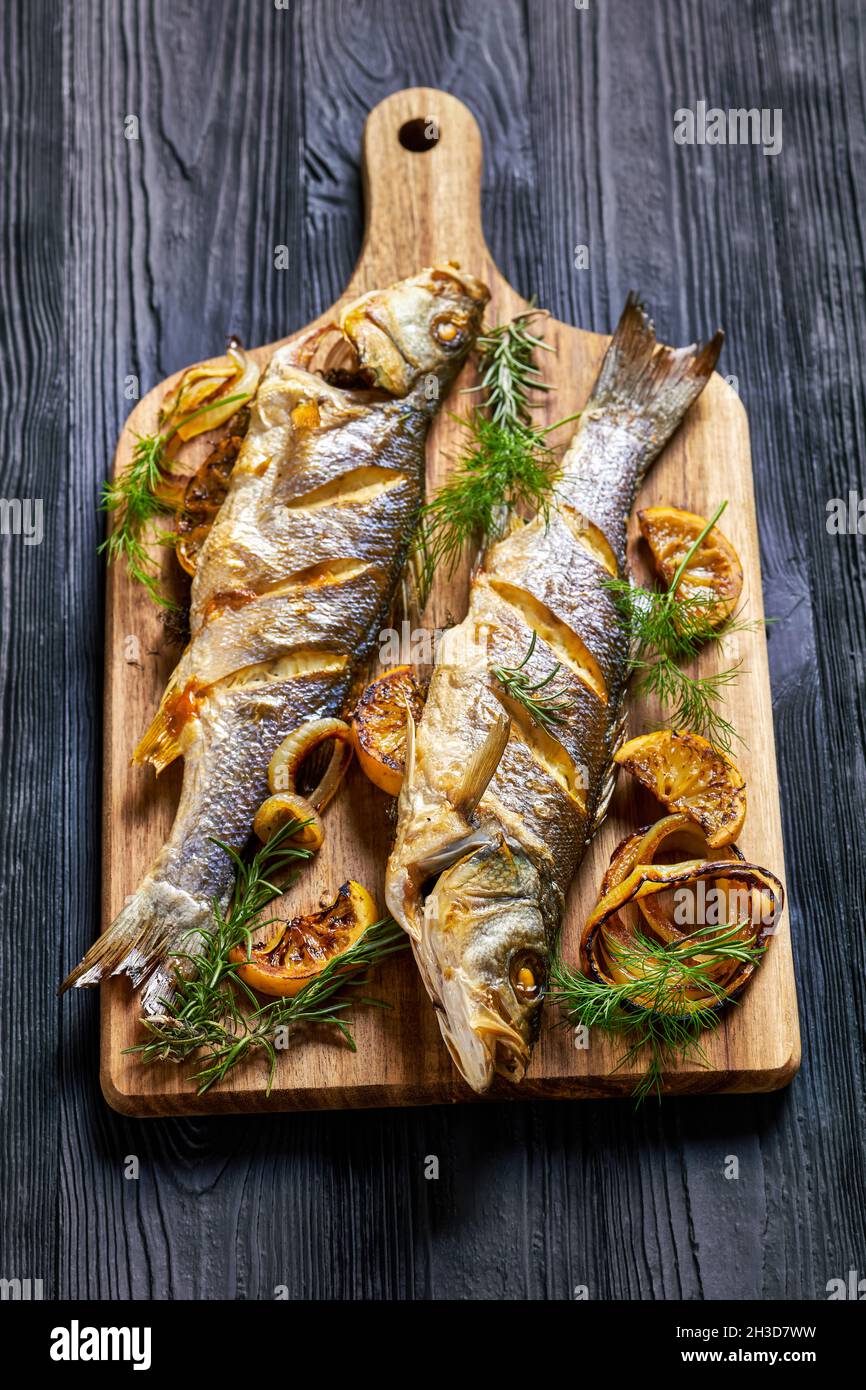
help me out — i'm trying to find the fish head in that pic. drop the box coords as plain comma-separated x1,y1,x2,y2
339,263,489,398
416,836,550,1093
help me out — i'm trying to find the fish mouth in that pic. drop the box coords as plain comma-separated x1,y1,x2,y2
433,967,532,1093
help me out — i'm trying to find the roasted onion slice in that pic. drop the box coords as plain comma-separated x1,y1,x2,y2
250,719,355,853
268,718,354,810
581,819,783,1018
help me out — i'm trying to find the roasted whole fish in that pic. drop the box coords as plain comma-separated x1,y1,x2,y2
386,296,723,1092
63,264,488,1012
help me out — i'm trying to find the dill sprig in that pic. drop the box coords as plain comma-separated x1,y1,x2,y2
99,432,176,607
551,920,767,1102
128,820,408,1094
416,307,577,596
492,630,574,731
605,500,762,751
418,413,566,587
100,390,249,608
632,657,742,752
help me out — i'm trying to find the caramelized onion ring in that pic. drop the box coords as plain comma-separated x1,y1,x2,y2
267,718,354,812
601,815,745,948
580,825,784,1018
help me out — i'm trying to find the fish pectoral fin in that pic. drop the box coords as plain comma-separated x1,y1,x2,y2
132,687,192,774
413,830,493,879
451,711,511,817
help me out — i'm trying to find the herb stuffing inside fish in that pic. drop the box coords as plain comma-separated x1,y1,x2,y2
385,296,723,1093
62,264,489,1013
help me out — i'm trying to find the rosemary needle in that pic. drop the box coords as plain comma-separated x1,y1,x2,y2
492,630,575,731
416,306,578,597
467,308,555,431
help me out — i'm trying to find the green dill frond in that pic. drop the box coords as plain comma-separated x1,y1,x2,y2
603,500,767,751
550,921,766,1102
98,431,176,607
100,388,250,608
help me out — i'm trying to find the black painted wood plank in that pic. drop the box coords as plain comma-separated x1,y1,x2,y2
0,0,67,1304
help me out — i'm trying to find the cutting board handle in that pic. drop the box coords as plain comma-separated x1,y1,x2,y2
347,87,491,293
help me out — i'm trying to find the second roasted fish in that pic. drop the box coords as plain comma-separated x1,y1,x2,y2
63,264,488,1013
386,295,723,1092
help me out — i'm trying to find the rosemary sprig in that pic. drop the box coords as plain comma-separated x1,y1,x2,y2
551,920,767,1101
128,821,408,1094
101,390,248,607
492,630,574,731
605,500,761,750
416,307,577,596
467,308,555,431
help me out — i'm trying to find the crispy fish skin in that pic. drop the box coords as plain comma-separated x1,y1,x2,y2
63,264,489,1011
386,296,723,1092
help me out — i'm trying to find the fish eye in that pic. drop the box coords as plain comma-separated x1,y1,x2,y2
432,315,464,348
510,951,545,1001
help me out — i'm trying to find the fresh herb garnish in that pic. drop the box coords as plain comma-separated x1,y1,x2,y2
604,501,762,751
551,920,767,1102
128,820,408,1094
468,309,555,431
101,390,249,608
492,630,574,731
416,308,578,597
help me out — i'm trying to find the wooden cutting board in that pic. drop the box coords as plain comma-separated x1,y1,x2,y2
99,88,799,1115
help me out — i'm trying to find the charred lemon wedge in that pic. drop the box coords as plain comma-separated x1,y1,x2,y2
351,666,426,796
614,728,746,848
638,505,744,627
229,881,378,998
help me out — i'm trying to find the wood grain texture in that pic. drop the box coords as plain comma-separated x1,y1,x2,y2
99,87,797,1115
1,0,864,1300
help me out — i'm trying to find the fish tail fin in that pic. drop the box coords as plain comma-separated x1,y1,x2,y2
59,877,210,997
587,292,724,470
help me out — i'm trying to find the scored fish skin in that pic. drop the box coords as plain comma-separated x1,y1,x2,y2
62,263,489,1012
386,295,723,1093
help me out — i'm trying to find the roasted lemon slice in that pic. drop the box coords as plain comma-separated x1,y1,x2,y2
638,505,744,627
614,729,746,848
229,880,378,998
351,665,426,796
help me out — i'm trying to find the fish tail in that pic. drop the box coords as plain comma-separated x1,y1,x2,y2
59,877,211,996
587,292,724,470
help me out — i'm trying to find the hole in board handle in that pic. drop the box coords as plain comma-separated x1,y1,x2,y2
398,118,440,153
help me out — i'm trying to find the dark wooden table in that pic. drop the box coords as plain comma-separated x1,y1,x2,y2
2,0,864,1300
